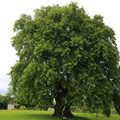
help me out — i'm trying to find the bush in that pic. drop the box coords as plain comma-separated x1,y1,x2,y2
48,108,54,112
19,106,27,110
14,104,21,109
71,106,89,113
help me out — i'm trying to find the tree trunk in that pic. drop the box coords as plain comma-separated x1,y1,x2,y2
53,96,73,118
53,81,72,118
53,104,63,117
63,105,73,118
53,94,63,117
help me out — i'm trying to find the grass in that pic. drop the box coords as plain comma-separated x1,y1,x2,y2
0,110,120,120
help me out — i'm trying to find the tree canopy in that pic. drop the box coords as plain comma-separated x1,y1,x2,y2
10,2,120,118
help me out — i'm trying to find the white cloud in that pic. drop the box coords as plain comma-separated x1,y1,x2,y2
0,74,10,95
0,0,120,94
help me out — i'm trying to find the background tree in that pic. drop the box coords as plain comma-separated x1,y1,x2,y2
10,2,120,118
6,86,14,104
0,94,8,109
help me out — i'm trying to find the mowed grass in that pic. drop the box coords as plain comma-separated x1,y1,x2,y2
0,110,120,120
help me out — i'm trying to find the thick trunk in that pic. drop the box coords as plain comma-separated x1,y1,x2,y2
53,80,72,118
63,105,73,118
53,97,73,118
53,103,63,117
53,94,63,117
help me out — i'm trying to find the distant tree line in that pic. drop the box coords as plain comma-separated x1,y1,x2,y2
0,94,8,109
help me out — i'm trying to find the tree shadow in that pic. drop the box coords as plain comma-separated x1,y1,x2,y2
69,116,90,120
27,114,90,120
26,114,61,120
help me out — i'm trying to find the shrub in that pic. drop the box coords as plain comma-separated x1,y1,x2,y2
19,106,27,110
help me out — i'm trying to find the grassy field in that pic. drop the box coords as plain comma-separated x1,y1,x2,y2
0,110,120,120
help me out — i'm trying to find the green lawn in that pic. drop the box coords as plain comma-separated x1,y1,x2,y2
0,110,120,120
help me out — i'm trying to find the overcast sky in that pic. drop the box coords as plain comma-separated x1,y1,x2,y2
0,0,120,95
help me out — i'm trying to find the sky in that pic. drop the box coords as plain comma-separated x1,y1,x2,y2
0,0,120,95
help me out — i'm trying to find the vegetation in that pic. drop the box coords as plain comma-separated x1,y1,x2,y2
0,94,8,109
10,2,120,118
0,110,120,120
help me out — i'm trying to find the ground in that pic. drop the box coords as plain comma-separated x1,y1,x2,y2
0,110,119,120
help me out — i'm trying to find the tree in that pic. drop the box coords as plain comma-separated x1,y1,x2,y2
6,86,14,104
10,2,120,118
0,94,8,109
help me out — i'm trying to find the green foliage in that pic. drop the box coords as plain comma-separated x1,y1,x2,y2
14,103,21,109
6,86,15,104
10,2,120,117
0,94,8,109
